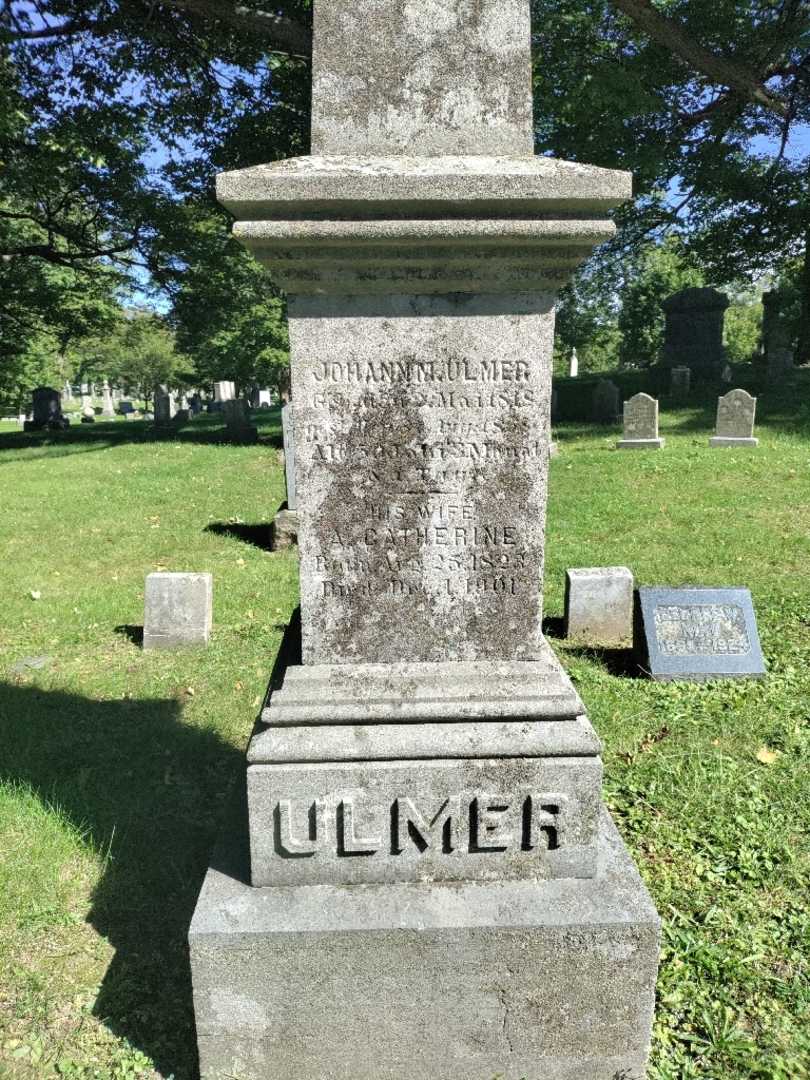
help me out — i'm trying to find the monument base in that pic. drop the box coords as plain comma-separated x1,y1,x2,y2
709,436,758,448
617,438,664,450
189,808,659,1080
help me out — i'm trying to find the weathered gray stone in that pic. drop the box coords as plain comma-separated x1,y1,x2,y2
710,388,758,447
592,378,620,423
311,0,533,158
190,808,660,1080
143,572,212,650
193,2,658,1077
101,380,115,417
281,402,297,510
154,385,176,428
261,646,584,725
636,586,766,682
617,392,664,449
271,508,299,550
565,566,634,645
248,755,603,886
670,365,691,401
223,398,258,444
662,287,729,375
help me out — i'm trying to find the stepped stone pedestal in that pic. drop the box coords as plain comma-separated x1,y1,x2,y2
190,1,659,1077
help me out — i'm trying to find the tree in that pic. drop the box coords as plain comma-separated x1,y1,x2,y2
618,239,705,367
171,214,289,393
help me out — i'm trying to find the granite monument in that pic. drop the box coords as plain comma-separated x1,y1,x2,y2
710,388,758,448
190,3,660,1078
617,392,664,449
662,287,729,376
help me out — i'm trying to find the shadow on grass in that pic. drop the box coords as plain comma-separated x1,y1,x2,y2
205,521,275,553
0,411,283,463
114,624,144,646
0,680,246,1079
543,616,643,679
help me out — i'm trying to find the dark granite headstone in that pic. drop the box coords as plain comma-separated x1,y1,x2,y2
636,587,765,682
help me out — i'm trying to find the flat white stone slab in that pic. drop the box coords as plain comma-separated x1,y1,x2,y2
564,566,634,646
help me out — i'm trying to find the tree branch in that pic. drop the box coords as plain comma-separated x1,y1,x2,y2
610,0,788,116
159,0,311,57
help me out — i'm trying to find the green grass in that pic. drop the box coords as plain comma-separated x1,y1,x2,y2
0,396,808,1079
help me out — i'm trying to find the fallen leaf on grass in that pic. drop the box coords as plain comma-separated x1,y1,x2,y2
756,746,782,765
30,590,42,600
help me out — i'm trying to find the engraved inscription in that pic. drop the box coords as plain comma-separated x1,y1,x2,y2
654,604,750,656
271,794,569,859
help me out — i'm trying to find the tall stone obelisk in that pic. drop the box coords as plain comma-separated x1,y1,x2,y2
189,3,660,1077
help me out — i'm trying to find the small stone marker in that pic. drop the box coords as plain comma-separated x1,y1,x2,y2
569,348,578,377
617,392,664,449
670,365,690,401
565,567,634,645
636,586,765,682
592,378,620,423
118,400,135,415
710,388,758,448
143,572,213,650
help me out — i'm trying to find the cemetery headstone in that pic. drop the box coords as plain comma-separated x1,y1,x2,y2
143,572,213,650
710,388,758,448
670,365,691,401
592,377,620,423
721,363,733,383
101,379,115,417
762,290,794,378
154,386,176,428
23,387,70,432
257,388,273,408
617,392,664,449
118,400,135,415
80,382,93,414
214,380,236,403
636,586,765,681
569,347,578,377
662,286,729,376
190,3,659,1079
62,381,72,403
223,398,258,444
565,567,634,645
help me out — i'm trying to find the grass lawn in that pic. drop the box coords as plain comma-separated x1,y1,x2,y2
0,390,808,1079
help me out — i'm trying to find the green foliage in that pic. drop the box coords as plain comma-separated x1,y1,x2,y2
725,296,763,365
618,240,705,368
171,216,289,392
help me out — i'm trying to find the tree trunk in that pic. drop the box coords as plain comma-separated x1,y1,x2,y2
797,225,810,368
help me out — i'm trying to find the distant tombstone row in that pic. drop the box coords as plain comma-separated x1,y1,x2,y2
610,389,757,449
617,393,663,450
